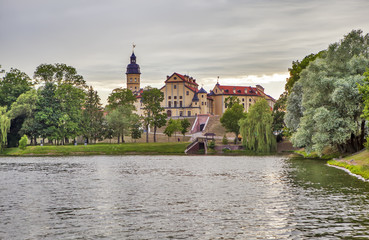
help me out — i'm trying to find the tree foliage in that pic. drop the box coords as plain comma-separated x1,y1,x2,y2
106,105,139,143
141,87,166,143
82,86,104,143
220,103,245,143
107,88,136,110
0,107,10,151
180,118,191,141
239,99,276,153
287,30,369,154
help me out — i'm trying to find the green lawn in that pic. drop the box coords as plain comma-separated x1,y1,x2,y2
1,142,189,156
327,150,369,179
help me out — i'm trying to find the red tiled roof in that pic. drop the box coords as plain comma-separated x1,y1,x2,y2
185,85,198,93
216,85,262,97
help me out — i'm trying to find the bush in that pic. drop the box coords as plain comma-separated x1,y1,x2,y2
19,135,28,150
222,135,228,145
208,140,215,150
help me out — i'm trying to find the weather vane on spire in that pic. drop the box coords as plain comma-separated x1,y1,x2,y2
217,76,220,84
132,43,136,53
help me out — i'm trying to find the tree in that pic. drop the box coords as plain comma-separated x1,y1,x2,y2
287,30,369,154
285,51,325,95
141,87,166,143
272,92,287,141
180,118,191,141
358,70,369,122
8,89,39,144
0,68,33,147
0,68,33,109
0,107,10,152
131,122,142,142
106,105,139,143
164,119,175,142
107,88,136,109
224,96,240,109
82,86,104,143
220,103,245,143
33,63,87,144
239,99,276,153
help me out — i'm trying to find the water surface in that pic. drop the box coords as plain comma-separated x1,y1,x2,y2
1,155,369,239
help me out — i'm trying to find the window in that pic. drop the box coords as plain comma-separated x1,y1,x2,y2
179,111,183,117
202,102,204,106
242,98,245,102
134,78,137,82
174,96,177,99
186,91,189,96
205,102,206,105
249,99,251,102
201,95,204,98
180,101,182,107
242,103,245,107
216,89,218,93
225,103,228,108
130,78,132,82
174,85,176,89
168,102,171,107
188,111,191,116
179,96,182,99
174,101,177,107
135,86,137,90
174,77,177,80
168,96,171,99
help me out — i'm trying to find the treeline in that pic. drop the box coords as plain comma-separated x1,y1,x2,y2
273,29,369,155
0,64,191,151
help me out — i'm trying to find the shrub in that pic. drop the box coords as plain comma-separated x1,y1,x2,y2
19,135,28,150
208,140,215,150
222,135,228,145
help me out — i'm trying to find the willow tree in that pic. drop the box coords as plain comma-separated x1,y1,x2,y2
287,30,369,154
0,107,11,152
239,99,276,153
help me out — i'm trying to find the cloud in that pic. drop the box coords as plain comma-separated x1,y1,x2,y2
1,0,369,105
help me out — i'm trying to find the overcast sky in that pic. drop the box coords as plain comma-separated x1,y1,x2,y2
1,0,369,104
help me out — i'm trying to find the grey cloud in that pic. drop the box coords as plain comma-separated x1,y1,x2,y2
1,0,369,104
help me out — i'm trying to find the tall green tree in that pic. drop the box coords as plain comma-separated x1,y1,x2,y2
239,99,276,153
287,30,369,154
0,68,33,109
220,103,245,143
8,89,39,144
107,88,136,109
33,63,87,144
180,118,191,141
82,86,104,143
106,105,139,143
0,107,11,152
141,87,166,143
0,68,34,147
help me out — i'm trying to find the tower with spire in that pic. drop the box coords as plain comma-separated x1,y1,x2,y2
126,44,141,92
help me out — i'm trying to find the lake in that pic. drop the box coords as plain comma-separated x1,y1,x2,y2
1,155,369,239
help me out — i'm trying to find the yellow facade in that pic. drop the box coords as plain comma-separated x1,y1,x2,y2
127,73,140,92
124,52,275,118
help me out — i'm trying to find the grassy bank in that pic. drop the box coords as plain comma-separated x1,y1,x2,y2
0,142,189,156
327,150,369,180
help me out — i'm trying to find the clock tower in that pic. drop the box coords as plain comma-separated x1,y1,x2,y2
126,48,141,92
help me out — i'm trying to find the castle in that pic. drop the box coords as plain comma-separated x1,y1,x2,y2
125,50,275,117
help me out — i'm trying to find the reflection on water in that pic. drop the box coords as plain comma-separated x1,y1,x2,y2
0,155,369,239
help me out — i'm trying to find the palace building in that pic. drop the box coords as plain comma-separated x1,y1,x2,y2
125,50,275,118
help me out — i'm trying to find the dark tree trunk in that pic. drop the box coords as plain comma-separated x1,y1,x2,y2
154,126,157,142
117,133,120,144
146,124,149,143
